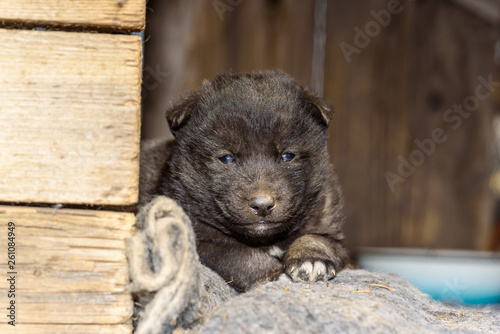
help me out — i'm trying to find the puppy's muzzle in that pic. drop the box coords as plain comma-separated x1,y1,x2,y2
248,195,276,217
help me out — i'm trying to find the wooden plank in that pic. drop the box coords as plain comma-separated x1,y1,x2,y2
0,206,134,331
324,0,405,250
0,29,141,205
325,0,496,250
0,0,145,31
403,0,495,249
8,324,131,334
451,0,500,25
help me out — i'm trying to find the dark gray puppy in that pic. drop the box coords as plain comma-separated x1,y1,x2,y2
141,70,348,292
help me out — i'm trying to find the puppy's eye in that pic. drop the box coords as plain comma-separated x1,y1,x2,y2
281,153,295,162
219,155,235,164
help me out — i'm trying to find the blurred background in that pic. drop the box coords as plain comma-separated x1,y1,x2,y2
140,0,500,257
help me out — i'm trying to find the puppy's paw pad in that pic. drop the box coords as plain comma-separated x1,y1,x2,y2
287,260,336,283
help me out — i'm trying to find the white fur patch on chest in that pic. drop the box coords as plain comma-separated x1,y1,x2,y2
267,245,285,259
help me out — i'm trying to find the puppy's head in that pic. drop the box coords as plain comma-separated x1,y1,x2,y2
164,70,334,244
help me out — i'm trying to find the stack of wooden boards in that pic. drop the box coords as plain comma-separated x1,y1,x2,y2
0,1,145,333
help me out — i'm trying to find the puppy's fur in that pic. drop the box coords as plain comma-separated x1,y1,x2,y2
140,70,348,292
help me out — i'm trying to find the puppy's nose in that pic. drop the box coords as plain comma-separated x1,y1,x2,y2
249,195,276,217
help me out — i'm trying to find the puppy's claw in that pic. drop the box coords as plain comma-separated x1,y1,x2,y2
331,268,337,278
286,260,337,283
310,261,327,282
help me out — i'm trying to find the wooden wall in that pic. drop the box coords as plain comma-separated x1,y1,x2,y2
326,0,497,251
142,0,499,252
0,1,144,332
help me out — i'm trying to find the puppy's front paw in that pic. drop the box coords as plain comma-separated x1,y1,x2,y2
285,259,336,283
283,234,344,283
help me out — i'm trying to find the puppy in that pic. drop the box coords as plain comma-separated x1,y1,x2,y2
141,70,348,292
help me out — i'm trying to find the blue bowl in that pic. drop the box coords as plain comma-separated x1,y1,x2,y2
357,248,500,305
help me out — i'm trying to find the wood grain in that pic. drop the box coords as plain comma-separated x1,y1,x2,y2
0,206,134,332
403,0,495,249
325,0,496,250
0,29,141,205
0,0,145,31
451,0,500,24
8,324,131,334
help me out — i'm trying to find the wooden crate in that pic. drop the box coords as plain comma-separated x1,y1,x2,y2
0,28,142,206
0,205,135,333
0,0,145,31
0,2,143,332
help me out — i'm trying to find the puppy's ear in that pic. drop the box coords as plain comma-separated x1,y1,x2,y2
301,90,335,127
166,93,199,137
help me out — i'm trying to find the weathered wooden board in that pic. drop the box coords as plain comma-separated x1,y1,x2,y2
0,29,141,205
325,0,496,250
451,0,500,24
10,324,131,334
0,0,145,31
0,206,134,333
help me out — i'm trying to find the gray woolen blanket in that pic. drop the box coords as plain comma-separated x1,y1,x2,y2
189,269,500,334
